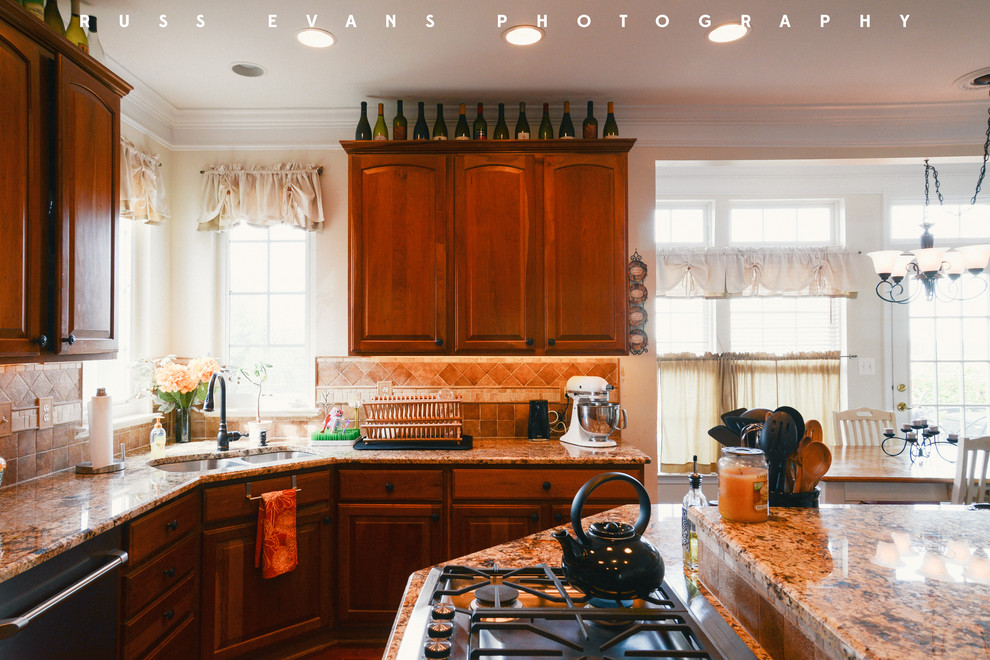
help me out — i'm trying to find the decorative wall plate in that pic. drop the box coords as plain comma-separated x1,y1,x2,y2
627,251,649,355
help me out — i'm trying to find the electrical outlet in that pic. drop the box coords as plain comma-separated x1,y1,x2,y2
858,358,876,376
37,396,53,430
0,402,11,437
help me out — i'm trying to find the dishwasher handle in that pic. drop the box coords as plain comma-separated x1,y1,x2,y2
0,550,128,640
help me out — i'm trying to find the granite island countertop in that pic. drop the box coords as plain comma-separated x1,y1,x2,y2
690,504,990,659
0,437,648,584
383,503,771,660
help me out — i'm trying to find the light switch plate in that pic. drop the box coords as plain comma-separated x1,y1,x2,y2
0,402,11,437
37,396,53,430
858,358,876,376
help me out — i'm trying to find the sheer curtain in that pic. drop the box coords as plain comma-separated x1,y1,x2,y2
120,139,170,224
659,352,841,471
197,163,325,231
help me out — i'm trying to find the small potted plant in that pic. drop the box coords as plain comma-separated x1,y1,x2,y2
241,360,273,444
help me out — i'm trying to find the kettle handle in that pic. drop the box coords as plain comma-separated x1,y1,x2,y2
570,472,652,546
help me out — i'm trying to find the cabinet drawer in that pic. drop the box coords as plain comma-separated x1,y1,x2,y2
122,574,196,660
203,470,330,524
143,613,197,660
127,493,200,565
122,532,197,617
452,468,642,501
339,469,443,501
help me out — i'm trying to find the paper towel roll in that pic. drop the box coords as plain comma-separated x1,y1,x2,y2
89,388,114,469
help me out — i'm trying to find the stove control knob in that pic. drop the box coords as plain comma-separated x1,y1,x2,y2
427,621,453,639
431,603,455,620
424,640,452,659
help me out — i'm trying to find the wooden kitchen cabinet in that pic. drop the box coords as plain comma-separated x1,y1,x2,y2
0,3,129,361
449,503,543,559
342,140,634,356
200,470,332,660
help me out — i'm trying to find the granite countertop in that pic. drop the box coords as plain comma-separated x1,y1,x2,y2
383,503,770,660
690,504,990,659
0,437,647,584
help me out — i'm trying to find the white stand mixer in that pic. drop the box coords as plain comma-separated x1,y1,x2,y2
559,376,626,448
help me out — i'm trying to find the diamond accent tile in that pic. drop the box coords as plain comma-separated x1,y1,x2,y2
488,363,511,385
438,365,460,386
511,363,536,386
341,363,364,386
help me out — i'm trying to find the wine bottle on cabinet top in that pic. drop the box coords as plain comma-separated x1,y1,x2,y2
23,0,44,21
65,0,88,51
413,102,430,140
392,100,407,140
44,0,65,35
86,15,105,61
603,102,619,138
493,103,509,140
373,103,389,140
582,101,598,139
538,103,553,139
433,103,448,140
515,102,530,139
355,102,372,140
473,103,488,140
558,101,575,138
454,104,470,140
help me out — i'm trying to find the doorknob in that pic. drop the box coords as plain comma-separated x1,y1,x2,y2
896,402,909,412
896,383,907,392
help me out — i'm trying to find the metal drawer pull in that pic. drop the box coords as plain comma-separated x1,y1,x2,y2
543,481,552,490
0,550,128,640
385,482,394,492
163,609,174,621
245,475,301,501
165,519,178,531
164,567,175,578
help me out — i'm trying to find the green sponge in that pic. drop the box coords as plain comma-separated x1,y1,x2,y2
311,428,361,442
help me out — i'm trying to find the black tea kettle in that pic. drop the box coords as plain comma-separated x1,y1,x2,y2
553,472,663,600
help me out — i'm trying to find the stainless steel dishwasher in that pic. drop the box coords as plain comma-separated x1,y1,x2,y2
0,526,127,658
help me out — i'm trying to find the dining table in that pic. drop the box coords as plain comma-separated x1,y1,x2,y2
820,443,957,504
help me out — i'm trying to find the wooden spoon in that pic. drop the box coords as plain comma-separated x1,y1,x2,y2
804,419,824,444
798,441,832,492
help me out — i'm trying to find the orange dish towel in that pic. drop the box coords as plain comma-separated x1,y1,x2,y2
254,489,298,578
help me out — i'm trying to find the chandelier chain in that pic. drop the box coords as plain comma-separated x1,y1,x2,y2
972,105,990,205
924,159,943,206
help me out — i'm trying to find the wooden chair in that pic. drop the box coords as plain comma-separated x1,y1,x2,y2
952,436,990,504
833,407,895,446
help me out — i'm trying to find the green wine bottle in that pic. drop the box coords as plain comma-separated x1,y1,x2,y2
23,0,44,20
515,102,530,139
454,103,470,140
413,102,429,140
432,103,448,140
473,103,487,140
392,100,407,140
373,102,389,141
355,101,372,140
558,101,575,138
582,101,598,139
538,103,553,139
45,0,65,35
493,103,509,140
65,0,88,51
602,101,619,138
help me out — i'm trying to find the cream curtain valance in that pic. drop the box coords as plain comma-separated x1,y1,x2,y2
120,139,170,224
656,246,859,298
197,163,325,232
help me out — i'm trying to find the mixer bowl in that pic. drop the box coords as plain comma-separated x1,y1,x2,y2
577,403,628,439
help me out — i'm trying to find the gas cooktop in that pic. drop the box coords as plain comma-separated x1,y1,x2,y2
395,564,757,660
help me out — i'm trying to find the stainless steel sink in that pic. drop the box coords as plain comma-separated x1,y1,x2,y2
151,450,314,472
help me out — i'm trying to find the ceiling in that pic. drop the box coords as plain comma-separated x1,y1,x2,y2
81,0,990,149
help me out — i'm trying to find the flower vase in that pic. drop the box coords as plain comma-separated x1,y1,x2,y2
174,407,191,444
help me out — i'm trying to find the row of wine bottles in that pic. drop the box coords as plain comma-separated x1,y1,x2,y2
355,101,620,141
14,0,104,59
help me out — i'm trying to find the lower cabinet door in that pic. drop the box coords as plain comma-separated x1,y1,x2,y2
200,509,332,660
337,503,443,625
449,504,544,558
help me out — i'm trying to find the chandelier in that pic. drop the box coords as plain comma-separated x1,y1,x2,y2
867,92,990,304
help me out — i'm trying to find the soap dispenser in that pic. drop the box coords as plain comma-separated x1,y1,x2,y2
149,415,166,459
681,455,707,572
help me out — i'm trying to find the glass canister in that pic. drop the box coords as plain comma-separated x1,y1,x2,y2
717,447,769,522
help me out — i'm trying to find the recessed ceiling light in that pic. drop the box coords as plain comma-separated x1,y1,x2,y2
231,62,266,78
503,25,544,46
955,67,990,91
707,23,749,43
296,28,335,48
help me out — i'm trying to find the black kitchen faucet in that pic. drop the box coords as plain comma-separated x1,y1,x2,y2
203,373,245,451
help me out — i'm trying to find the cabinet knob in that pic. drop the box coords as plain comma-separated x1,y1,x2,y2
529,513,539,522
547,338,555,346
525,338,534,346
554,512,563,522
435,338,444,346
323,516,332,525
163,609,174,621
61,334,75,346
166,519,178,531
431,512,440,522
385,482,394,492
542,481,552,491
163,567,175,578
32,335,48,348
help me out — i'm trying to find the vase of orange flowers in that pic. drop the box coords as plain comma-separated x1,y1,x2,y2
135,356,221,443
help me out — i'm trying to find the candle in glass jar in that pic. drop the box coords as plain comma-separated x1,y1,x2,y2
884,427,895,436
929,425,939,433
948,433,959,442
717,447,769,523
901,424,912,432
906,431,917,441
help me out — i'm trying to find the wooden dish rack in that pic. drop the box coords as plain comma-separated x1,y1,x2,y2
361,394,463,440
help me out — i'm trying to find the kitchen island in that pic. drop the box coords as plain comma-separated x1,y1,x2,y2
691,504,990,659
